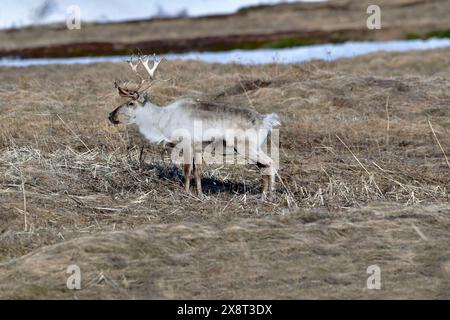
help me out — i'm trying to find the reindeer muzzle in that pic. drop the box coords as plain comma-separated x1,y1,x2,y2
108,109,120,125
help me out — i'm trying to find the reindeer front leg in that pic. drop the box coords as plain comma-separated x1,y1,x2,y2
182,142,196,194
183,163,192,193
193,152,203,197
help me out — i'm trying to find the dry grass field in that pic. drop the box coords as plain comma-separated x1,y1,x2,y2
0,47,449,299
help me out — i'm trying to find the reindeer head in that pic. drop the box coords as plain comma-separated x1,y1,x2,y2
108,53,164,125
108,95,149,125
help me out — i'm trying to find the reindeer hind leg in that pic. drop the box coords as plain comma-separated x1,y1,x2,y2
247,148,276,196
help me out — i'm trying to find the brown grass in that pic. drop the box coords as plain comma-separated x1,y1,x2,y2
0,47,449,299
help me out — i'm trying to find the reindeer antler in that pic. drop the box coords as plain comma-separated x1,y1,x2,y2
115,52,164,100
140,54,164,80
126,54,143,80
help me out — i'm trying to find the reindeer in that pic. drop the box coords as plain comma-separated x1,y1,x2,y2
108,54,281,198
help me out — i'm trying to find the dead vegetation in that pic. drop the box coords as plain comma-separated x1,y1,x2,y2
0,47,449,298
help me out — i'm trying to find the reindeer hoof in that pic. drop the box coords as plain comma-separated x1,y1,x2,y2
261,191,276,202
261,192,267,201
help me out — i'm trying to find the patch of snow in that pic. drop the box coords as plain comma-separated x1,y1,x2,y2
1,38,449,67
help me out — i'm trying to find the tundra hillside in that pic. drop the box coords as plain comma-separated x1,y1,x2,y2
0,47,449,298
1,0,450,58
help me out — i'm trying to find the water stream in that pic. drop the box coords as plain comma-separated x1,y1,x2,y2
1,38,449,67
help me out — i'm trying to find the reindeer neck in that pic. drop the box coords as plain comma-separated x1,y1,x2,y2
133,100,177,143
135,101,163,123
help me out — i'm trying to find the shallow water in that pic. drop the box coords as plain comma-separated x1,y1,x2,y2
1,38,449,67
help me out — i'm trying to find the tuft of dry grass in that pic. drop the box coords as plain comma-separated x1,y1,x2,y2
0,48,449,299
